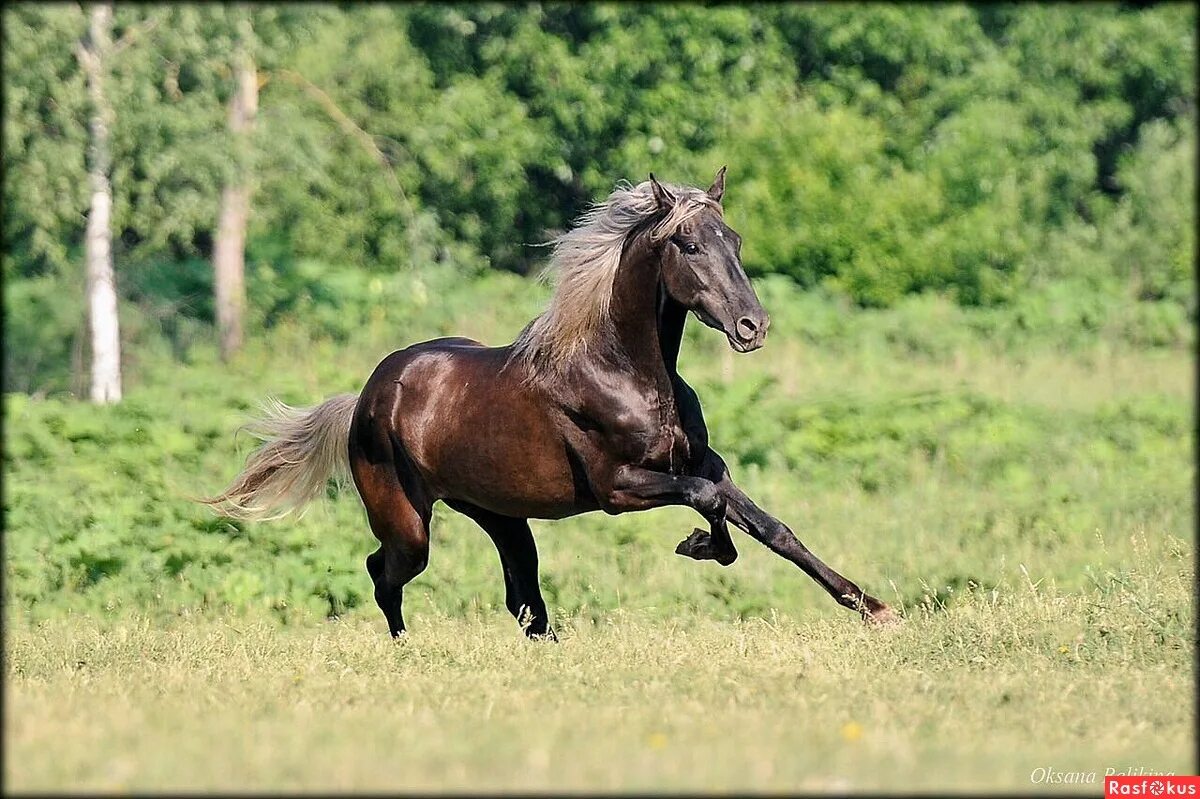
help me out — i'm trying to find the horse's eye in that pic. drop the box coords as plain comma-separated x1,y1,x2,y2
682,242,700,255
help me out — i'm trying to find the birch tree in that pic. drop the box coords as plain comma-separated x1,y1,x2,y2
76,2,121,403
212,11,258,360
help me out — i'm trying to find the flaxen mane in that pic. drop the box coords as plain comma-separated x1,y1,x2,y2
512,179,721,374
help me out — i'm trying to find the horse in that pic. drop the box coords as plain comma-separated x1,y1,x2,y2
202,168,898,638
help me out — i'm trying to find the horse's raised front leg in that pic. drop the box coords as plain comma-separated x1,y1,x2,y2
701,451,899,624
603,465,737,565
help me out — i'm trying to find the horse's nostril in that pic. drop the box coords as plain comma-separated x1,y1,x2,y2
735,316,759,340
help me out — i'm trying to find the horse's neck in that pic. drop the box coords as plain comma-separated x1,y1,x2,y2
657,291,687,376
607,234,681,388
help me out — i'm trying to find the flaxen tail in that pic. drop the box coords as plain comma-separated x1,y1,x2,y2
200,393,360,521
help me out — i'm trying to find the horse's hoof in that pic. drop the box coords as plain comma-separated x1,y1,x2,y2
863,604,902,627
674,528,709,558
675,528,738,565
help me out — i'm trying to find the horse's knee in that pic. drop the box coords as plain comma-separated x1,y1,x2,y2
692,482,725,519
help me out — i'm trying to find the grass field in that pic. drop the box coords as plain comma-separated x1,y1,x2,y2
6,563,1192,792
4,275,1194,791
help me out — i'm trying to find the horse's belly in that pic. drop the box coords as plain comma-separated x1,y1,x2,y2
430,437,594,520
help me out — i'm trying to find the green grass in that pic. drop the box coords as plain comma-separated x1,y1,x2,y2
3,274,1194,790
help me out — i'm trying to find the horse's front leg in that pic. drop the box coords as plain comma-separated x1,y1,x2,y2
700,451,899,624
603,465,737,565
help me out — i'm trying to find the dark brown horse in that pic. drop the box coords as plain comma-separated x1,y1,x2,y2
203,169,897,638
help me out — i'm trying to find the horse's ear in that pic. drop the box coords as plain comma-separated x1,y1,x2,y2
649,173,675,209
707,165,727,203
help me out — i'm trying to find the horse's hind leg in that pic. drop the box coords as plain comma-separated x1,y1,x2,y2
450,503,555,640
356,463,431,637
368,502,430,637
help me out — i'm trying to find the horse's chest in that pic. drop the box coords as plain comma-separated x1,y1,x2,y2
627,400,691,473
648,423,692,473
578,377,698,475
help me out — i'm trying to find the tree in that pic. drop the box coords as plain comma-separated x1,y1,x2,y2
212,10,257,360
2,3,1194,397
76,2,121,403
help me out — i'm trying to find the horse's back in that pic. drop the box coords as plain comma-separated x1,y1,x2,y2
352,337,590,518
354,336,504,447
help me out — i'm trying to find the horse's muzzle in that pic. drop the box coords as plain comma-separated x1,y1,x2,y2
731,312,770,352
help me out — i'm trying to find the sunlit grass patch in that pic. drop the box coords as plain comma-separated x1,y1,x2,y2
6,556,1192,792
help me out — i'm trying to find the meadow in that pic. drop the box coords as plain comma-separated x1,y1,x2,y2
4,272,1194,791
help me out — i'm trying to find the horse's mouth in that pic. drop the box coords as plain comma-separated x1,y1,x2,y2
727,334,763,353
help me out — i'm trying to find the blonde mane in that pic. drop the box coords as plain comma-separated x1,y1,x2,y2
512,178,721,374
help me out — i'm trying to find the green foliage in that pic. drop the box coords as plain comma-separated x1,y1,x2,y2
3,6,232,277
701,92,952,304
2,5,90,277
2,277,1190,622
2,271,85,394
1104,118,1196,305
3,4,1193,337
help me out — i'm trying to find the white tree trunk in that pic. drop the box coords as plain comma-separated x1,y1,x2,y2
81,3,122,403
214,38,257,361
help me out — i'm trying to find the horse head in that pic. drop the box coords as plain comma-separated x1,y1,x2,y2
650,167,770,353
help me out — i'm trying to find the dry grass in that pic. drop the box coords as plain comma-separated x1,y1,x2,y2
6,559,1192,793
